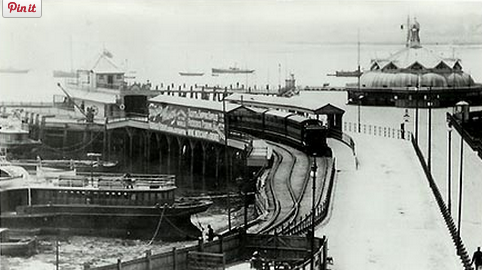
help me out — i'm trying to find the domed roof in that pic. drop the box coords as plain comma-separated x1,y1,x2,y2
360,70,474,89
360,18,474,89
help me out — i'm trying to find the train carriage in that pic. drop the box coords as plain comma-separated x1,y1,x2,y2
263,110,294,137
227,106,267,135
227,106,331,157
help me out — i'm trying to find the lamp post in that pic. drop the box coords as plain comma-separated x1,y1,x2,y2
457,117,465,240
457,125,464,239
357,95,364,133
402,109,410,139
222,88,232,231
310,158,317,270
426,86,433,174
447,118,453,215
415,99,419,143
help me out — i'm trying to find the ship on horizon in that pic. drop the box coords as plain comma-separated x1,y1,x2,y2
0,67,30,74
52,70,77,78
179,71,205,76
212,66,255,74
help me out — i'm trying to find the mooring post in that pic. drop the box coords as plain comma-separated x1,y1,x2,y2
198,237,204,252
219,235,224,253
145,250,152,270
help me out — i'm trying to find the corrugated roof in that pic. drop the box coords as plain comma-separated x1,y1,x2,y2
68,88,118,104
149,95,240,112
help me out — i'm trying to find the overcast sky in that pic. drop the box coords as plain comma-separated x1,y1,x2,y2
1,0,482,69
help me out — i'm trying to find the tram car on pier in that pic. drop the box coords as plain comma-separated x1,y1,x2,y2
227,107,331,157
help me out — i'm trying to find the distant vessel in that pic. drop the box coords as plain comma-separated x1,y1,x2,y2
212,67,255,74
179,71,205,76
0,68,29,74
327,70,362,77
52,70,76,78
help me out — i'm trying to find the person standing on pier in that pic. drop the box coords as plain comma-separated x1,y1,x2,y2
207,224,215,241
472,247,482,269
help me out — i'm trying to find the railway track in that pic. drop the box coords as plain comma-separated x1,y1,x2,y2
258,142,311,233
256,142,331,234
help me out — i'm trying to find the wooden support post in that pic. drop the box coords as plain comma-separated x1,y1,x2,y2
219,235,224,253
172,247,177,270
198,237,204,252
107,130,111,161
190,140,195,189
178,139,182,176
103,118,109,160
167,137,172,174
127,128,134,171
145,250,152,270
146,131,151,173
215,148,220,187
63,127,68,149
202,143,207,190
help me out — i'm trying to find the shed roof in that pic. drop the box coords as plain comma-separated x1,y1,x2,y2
67,88,118,104
225,93,345,115
149,95,240,112
91,55,124,74
265,110,294,118
287,114,309,123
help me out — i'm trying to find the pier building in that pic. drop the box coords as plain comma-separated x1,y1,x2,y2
346,18,482,108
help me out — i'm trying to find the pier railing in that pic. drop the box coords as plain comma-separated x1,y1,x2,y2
343,121,412,141
60,172,177,188
327,128,356,155
85,231,329,270
411,134,472,270
0,101,54,108
447,112,482,160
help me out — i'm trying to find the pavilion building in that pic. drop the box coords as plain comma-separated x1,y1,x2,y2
346,18,482,108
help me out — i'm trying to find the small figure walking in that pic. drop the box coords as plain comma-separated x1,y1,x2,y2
207,225,215,241
472,247,482,270
250,251,263,270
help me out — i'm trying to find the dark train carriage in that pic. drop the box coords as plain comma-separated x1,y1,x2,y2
263,110,294,137
227,106,267,135
285,115,319,144
304,123,331,157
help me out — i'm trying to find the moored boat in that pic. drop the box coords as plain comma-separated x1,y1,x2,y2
0,172,212,241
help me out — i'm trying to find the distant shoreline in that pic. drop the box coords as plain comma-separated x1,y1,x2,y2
287,41,482,46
